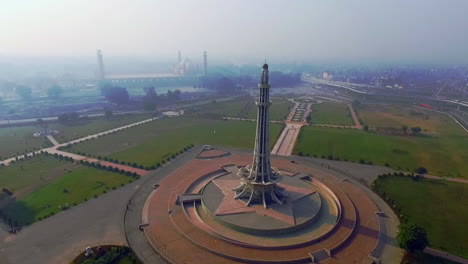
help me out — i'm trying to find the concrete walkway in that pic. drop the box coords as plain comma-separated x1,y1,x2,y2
271,123,303,156
398,171,468,184
46,135,60,146
424,247,468,264
347,103,363,129
0,117,157,167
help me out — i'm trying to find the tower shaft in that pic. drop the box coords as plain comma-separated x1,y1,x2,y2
234,64,286,208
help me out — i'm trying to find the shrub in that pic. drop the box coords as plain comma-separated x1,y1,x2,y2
397,223,429,252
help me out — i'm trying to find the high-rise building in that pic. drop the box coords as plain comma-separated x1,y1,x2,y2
234,64,286,208
203,51,208,76
96,49,105,80
178,50,182,65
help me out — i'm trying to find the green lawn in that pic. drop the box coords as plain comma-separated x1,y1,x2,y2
187,96,293,121
295,126,468,178
2,163,132,225
0,155,75,198
0,114,152,159
308,102,353,126
373,175,468,258
50,114,153,143
0,126,51,159
67,117,283,167
357,104,465,136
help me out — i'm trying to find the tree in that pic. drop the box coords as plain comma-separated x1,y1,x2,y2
15,85,32,100
142,87,158,111
100,85,129,104
415,167,428,175
401,125,408,133
397,223,428,252
47,85,63,99
411,127,422,134
363,125,369,131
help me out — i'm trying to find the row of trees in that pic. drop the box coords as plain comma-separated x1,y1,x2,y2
100,84,129,104
7,85,63,100
142,87,182,111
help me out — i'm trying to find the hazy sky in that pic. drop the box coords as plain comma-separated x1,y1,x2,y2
2,0,468,63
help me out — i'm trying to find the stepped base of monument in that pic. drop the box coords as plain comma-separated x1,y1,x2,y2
142,148,382,263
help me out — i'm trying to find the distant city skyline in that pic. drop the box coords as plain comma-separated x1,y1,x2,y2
1,0,468,63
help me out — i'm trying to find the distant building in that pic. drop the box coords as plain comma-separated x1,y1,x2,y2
322,71,332,80
96,49,105,80
162,109,184,117
203,51,208,76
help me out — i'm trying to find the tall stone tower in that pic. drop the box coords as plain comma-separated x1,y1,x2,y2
96,49,105,80
203,51,208,76
234,64,286,208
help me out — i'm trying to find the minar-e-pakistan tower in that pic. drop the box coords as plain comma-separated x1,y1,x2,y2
234,63,287,208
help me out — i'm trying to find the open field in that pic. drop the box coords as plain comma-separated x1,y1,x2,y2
67,117,283,167
50,113,153,143
0,156,76,199
187,96,293,121
373,175,468,258
2,160,132,225
0,126,51,159
295,126,468,178
357,104,465,136
308,102,353,125
0,114,152,159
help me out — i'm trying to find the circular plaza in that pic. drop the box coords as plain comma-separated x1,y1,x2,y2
141,147,385,264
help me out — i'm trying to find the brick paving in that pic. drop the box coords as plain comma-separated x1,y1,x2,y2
142,152,383,263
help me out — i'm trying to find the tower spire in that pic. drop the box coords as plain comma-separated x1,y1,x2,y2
234,63,286,208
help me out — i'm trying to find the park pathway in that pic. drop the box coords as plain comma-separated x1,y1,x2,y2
347,103,363,129
424,248,468,264
271,102,312,156
46,135,60,146
0,117,157,176
45,149,149,176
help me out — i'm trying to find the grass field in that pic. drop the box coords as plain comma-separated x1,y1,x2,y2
0,114,152,159
2,159,131,225
0,155,76,198
295,126,468,178
358,104,464,136
67,117,283,167
50,113,153,143
0,126,51,159
373,175,468,258
309,103,353,125
187,96,293,121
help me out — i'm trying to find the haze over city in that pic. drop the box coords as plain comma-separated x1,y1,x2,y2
2,0,468,63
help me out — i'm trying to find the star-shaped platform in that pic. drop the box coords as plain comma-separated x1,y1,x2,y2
212,178,316,226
